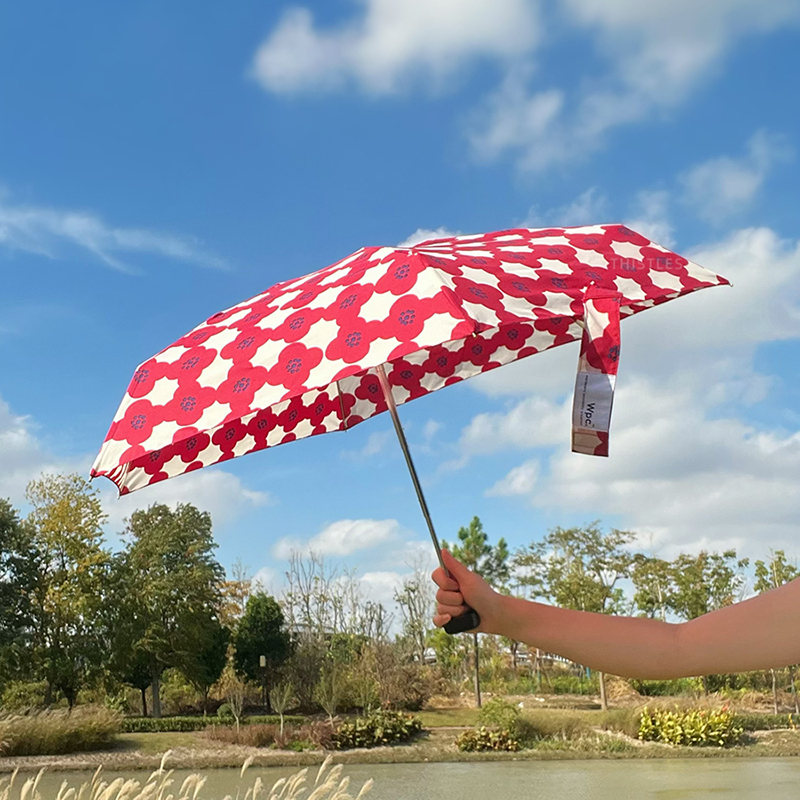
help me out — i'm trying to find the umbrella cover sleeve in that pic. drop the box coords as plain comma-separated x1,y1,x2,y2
571,289,621,457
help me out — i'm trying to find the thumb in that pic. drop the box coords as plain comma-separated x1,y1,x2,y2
442,549,472,583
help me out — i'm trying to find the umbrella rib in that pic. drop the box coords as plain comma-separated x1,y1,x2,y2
375,364,446,574
335,381,349,431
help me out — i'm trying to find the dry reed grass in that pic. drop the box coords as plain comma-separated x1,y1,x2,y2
0,753,372,800
0,709,121,756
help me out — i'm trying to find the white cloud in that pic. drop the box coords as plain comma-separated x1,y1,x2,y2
632,227,800,355
536,378,800,555
624,190,675,249
679,130,794,223
359,570,405,609
469,0,800,171
273,518,401,559
0,395,69,503
251,1,799,173
101,468,272,533
252,566,280,594
487,459,539,496
0,191,227,273
342,430,390,460
399,227,458,247
460,395,567,455
525,187,609,228
524,185,671,245
250,0,541,95
422,419,441,444
457,225,800,554
0,392,267,547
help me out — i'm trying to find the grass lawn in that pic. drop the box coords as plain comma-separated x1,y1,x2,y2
117,732,204,754
417,709,479,728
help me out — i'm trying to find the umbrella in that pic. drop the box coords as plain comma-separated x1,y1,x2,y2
91,224,729,633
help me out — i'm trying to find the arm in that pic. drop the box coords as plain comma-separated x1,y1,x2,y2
432,550,800,679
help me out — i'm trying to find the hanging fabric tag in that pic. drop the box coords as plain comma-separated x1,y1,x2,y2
571,288,621,457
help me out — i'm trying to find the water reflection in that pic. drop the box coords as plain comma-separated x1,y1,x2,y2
28,758,800,800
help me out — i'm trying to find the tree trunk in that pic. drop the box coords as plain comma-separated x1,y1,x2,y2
141,688,148,718
472,632,482,709
790,666,799,715
598,670,608,712
771,669,779,715
701,675,709,696
535,648,542,690
151,672,162,719
44,681,53,707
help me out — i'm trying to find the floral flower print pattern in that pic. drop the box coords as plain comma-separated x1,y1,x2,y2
92,225,729,494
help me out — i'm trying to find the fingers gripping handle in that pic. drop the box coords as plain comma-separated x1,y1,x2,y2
444,606,481,634
440,560,480,634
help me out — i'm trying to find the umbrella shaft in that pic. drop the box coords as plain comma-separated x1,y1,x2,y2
375,364,447,576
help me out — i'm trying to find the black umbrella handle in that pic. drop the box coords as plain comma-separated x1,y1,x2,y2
444,607,481,634
374,364,482,637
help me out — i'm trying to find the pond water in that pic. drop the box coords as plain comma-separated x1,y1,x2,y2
23,758,800,800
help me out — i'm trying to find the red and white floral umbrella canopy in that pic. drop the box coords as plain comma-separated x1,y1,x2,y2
92,224,728,494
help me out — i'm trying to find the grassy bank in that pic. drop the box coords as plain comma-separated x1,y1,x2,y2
2,706,800,772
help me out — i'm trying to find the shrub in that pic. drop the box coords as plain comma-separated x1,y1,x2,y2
630,678,701,697
534,734,634,754
478,698,520,732
638,706,743,747
217,703,233,719
296,720,336,750
455,727,519,752
548,674,599,695
121,716,211,733
734,712,800,731
331,709,423,749
245,714,305,726
0,680,48,711
376,659,432,711
515,709,591,742
597,708,641,738
203,720,335,750
204,723,278,747
0,707,121,756
122,713,305,733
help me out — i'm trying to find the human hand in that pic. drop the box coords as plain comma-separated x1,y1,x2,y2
431,550,503,635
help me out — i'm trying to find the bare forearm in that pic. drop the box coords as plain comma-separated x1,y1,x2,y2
433,553,800,678
494,581,800,679
495,595,684,679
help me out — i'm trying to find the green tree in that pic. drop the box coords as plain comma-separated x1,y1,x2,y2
0,500,38,686
515,522,634,710
26,473,109,707
233,592,292,712
754,550,799,713
102,549,152,715
631,554,673,621
669,550,749,620
668,549,749,694
119,649,153,717
115,503,224,717
182,617,230,714
219,559,252,631
443,516,509,708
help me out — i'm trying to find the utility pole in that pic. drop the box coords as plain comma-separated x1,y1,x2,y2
473,633,482,708
260,654,267,710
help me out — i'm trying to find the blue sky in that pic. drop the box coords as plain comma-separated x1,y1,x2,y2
2,0,800,611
